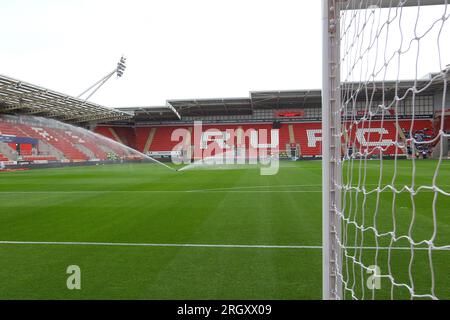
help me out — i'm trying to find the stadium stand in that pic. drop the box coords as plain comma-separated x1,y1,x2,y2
0,115,139,164
148,126,182,152
0,153,8,161
1,75,446,166
93,84,443,162
95,119,434,158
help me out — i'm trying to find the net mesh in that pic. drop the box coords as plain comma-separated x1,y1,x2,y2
334,0,450,299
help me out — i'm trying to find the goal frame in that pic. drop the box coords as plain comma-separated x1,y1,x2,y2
321,0,447,300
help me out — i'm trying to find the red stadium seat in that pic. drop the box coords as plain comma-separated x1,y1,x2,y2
0,119,141,162
96,119,434,158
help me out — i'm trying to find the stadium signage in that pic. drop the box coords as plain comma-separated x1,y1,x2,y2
276,109,305,118
0,135,38,145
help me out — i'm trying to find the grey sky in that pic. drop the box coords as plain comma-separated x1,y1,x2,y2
1,0,321,107
1,1,448,108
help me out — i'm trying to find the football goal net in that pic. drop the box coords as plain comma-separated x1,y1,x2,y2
322,0,449,299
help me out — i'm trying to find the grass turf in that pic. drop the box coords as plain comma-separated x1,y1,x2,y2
0,160,448,299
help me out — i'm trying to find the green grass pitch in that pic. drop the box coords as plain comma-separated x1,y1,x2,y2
0,160,448,299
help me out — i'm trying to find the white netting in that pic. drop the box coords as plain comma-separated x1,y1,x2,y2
333,0,450,299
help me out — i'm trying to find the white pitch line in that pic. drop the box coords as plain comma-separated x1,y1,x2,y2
192,184,450,192
187,190,322,193
1,184,449,194
0,189,446,194
0,241,319,249
0,240,448,251
0,190,322,194
186,184,322,192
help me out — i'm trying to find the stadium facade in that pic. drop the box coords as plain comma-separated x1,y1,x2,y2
0,72,449,168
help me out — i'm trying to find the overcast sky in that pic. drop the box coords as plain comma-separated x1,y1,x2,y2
1,0,321,107
1,1,448,108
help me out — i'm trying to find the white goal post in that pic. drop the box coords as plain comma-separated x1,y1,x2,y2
322,0,449,300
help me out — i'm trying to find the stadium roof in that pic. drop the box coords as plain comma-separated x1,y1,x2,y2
117,74,446,122
167,98,252,117
116,92,324,122
0,74,133,124
250,90,322,109
116,106,180,122
1,70,447,125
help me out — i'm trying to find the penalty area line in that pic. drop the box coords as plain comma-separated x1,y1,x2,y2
0,190,322,194
0,241,448,251
0,241,319,249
